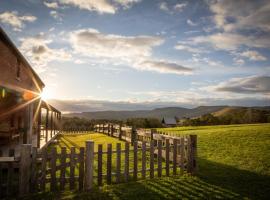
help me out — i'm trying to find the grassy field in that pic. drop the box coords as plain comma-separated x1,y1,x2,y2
26,123,270,200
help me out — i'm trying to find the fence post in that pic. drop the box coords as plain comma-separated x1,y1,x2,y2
111,124,114,137
190,135,197,174
85,140,94,191
119,123,122,140
102,124,105,134
131,126,137,146
19,144,32,196
151,129,157,146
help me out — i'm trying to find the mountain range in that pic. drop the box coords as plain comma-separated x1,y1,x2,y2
62,106,270,120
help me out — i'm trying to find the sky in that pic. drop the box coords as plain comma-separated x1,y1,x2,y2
0,0,270,112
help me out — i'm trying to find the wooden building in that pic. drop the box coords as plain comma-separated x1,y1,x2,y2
162,117,177,127
0,27,61,156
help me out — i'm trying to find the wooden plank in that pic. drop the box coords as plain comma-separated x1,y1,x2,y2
142,141,146,179
180,138,185,175
60,147,66,190
50,112,53,138
190,135,197,175
7,149,14,196
173,139,178,175
157,140,162,177
165,139,170,176
133,141,138,181
124,142,129,182
40,149,47,191
107,144,112,184
150,141,154,179
30,147,37,192
85,141,94,191
116,143,121,183
37,107,41,148
50,147,57,191
97,144,103,186
69,147,75,190
187,136,192,174
0,155,3,198
19,144,31,196
45,109,48,142
78,147,85,191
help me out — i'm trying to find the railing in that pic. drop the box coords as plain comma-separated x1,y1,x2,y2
0,124,197,198
94,123,197,174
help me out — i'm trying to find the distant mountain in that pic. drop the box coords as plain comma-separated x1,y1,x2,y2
63,106,228,120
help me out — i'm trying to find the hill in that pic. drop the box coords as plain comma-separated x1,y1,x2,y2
63,106,227,120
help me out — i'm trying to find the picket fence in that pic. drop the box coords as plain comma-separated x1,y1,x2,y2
0,126,197,198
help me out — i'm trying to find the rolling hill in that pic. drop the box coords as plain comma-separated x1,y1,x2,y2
63,106,228,120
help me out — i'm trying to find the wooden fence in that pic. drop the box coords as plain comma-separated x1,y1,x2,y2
0,127,197,198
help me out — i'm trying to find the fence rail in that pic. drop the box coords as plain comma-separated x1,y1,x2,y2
0,125,197,198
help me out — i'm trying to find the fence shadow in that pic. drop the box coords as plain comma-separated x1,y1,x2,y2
197,158,270,200
23,158,270,200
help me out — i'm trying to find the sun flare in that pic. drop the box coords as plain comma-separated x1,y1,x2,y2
40,89,51,100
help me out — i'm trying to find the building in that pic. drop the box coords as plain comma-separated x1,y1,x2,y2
162,117,177,127
0,27,61,156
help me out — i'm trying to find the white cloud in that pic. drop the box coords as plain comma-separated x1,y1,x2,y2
207,76,270,94
50,10,62,20
58,0,141,14
209,0,270,32
114,0,141,8
187,19,197,26
191,33,270,51
159,2,169,12
0,11,36,30
174,44,205,54
20,33,72,72
44,1,59,9
233,58,245,65
159,2,187,13
137,60,193,75
174,3,187,12
240,50,267,61
69,28,194,75
69,28,163,62
59,0,116,14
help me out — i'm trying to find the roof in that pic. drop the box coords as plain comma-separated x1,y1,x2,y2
0,26,45,88
162,117,177,125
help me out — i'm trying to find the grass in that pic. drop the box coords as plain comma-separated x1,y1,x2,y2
24,123,270,200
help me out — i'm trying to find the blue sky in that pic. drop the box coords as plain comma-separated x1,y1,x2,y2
1,0,270,112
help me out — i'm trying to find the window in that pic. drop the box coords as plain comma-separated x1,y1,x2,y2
16,58,21,80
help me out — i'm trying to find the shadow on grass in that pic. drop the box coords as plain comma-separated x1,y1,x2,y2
21,159,270,200
197,158,270,200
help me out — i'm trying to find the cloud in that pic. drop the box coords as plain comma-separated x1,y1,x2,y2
174,3,187,12
209,0,270,32
240,50,267,61
159,2,169,12
114,0,142,9
174,44,205,54
57,0,141,14
44,1,59,9
50,10,62,20
159,2,187,13
191,33,270,51
69,28,163,62
20,33,72,72
187,19,197,26
0,11,36,30
212,76,270,94
137,60,193,75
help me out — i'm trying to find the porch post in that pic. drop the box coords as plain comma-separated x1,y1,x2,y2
37,106,41,148
45,108,48,142
50,110,53,139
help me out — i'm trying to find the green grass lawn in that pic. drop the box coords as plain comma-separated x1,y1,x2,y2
26,123,270,200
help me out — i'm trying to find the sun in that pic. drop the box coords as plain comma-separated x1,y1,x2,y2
40,89,51,100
